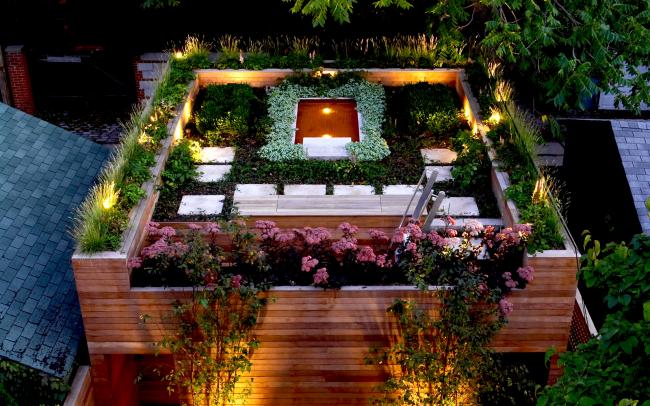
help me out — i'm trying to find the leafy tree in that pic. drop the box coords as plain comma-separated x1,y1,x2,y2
538,233,650,405
283,0,650,113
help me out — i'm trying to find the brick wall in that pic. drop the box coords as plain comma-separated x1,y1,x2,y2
133,53,167,104
5,45,35,115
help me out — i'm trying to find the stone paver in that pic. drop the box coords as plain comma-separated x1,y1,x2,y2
421,148,457,164
383,185,422,195
436,197,480,217
283,184,327,195
235,184,277,197
196,165,231,182
535,142,564,155
610,120,650,233
199,147,235,163
333,185,375,195
178,195,225,216
425,166,454,182
0,103,109,377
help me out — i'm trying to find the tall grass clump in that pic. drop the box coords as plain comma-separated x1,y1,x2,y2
73,36,211,253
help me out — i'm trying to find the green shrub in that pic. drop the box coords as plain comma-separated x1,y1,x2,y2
451,130,490,193
0,359,70,406
161,139,199,193
195,84,258,146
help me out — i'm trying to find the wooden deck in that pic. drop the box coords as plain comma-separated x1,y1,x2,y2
234,195,424,216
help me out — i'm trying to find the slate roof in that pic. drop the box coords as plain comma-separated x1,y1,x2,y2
611,120,650,234
0,103,109,378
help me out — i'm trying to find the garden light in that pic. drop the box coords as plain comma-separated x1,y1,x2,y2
321,134,332,138
174,51,184,59
101,182,119,210
488,109,501,125
322,107,333,114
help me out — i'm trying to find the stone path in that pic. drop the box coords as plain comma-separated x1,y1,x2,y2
235,184,277,197
333,185,375,195
610,120,650,233
437,197,480,217
199,147,235,163
425,165,454,182
178,195,225,216
284,184,327,195
196,165,232,183
421,148,457,164
535,142,564,167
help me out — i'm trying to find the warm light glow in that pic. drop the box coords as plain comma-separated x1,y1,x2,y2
322,107,333,115
138,132,152,145
174,51,184,59
322,69,338,77
532,177,548,204
322,134,332,138
488,109,502,125
101,182,119,210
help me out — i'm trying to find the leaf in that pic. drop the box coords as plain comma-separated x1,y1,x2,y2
644,302,650,322
620,336,638,355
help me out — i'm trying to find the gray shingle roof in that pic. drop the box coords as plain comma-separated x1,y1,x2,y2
0,103,109,378
611,120,650,234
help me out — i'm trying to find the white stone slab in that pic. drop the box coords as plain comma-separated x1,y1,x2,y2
199,147,235,163
234,184,277,198
177,195,224,216
436,197,480,216
305,146,349,160
333,185,375,195
283,184,327,195
421,148,457,164
303,137,352,147
382,185,422,195
425,166,454,182
196,165,231,182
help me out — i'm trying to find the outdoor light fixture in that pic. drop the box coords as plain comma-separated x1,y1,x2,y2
322,134,332,138
488,110,502,125
174,51,184,59
101,182,119,210
322,107,333,114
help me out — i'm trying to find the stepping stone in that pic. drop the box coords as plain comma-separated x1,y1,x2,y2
421,148,457,164
283,184,327,195
383,185,422,195
234,184,277,198
196,165,231,183
199,147,235,163
333,185,375,195
535,142,564,156
425,166,454,182
177,195,224,216
535,156,564,167
436,197,480,216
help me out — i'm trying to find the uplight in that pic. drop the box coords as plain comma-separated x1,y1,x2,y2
322,134,332,138
322,107,333,115
101,182,119,210
488,110,502,125
174,51,184,59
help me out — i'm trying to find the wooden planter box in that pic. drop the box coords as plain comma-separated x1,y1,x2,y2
72,68,578,406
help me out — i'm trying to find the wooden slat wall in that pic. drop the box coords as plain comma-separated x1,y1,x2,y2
74,253,577,405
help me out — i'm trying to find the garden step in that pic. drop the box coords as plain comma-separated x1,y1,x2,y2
535,142,564,156
382,185,422,195
535,155,564,167
234,184,277,198
199,147,235,163
196,165,231,182
304,145,349,160
437,197,480,216
425,165,454,182
421,148,457,164
177,195,225,216
333,185,376,195
283,184,327,195
427,217,503,228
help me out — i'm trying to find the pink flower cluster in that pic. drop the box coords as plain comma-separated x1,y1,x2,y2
301,256,319,272
499,298,514,316
517,265,535,282
127,257,142,269
339,222,359,235
355,246,376,263
188,223,202,231
147,221,176,238
502,272,519,289
255,220,280,240
299,227,331,246
332,237,358,254
464,219,484,237
141,238,188,259
231,274,242,289
313,267,329,285
368,229,389,241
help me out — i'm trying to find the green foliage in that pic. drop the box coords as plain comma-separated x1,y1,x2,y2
0,358,70,406
259,74,390,161
74,36,210,253
285,0,650,112
539,234,650,405
395,82,462,138
161,139,199,194
195,84,258,146
451,129,490,193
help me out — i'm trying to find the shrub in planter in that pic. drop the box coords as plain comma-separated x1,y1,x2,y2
395,82,464,138
160,139,199,194
195,84,258,146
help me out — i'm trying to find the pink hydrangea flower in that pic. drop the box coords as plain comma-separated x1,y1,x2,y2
502,272,519,288
499,298,514,316
339,222,359,235
405,242,418,255
313,267,329,285
127,257,142,269
375,254,389,268
405,223,424,240
332,237,358,254
188,223,202,231
464,219,484,237
204,222,220,234
391,231,405,244
517,265,535,282
355,246,376,263
368,229,389,241
231,274,242,289
301,256,319,272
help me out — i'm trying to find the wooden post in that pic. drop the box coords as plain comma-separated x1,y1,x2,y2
0,46,12,104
